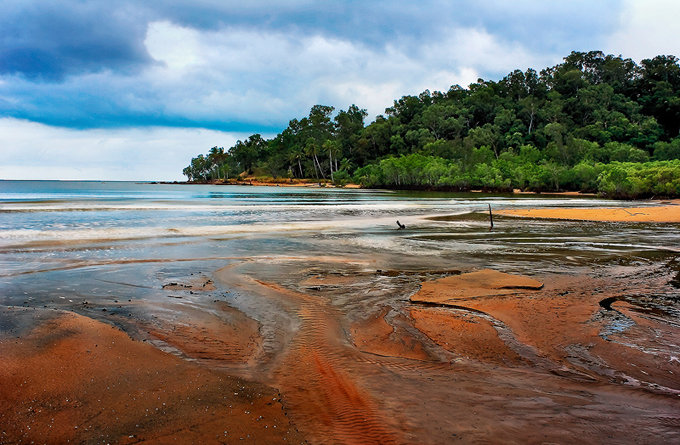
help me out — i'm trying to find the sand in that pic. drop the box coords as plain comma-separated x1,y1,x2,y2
0,307,302,444
411,269,543,303
2,257,679,443
496,200,680,223
182,178,361,188
409,269,680,390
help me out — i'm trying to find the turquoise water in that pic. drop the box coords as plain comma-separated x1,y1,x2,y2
0,179,641,237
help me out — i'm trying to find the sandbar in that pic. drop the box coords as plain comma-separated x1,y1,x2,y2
496,200,680,223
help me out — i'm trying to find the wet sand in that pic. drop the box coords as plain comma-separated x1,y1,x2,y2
214,261,679,443
0,307,302,444
2,225,680,443
497,200,680,223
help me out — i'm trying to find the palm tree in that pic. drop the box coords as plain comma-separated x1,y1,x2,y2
207,146,226,180
287,145,305,178
323,140,341,181
305,138,325,179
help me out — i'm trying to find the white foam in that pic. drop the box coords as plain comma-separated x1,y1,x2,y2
0,197,627,213
0,202,436,212
0,216,410,247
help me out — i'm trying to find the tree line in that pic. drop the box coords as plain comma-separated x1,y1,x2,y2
184,50,680,198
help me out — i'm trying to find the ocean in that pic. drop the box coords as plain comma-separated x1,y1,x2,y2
0,180,676,280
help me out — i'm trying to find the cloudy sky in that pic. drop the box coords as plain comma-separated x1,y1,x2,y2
1,0,679,180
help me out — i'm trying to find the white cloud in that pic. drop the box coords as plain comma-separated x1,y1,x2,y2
145,21,203,71
0,118,247,181
606,0,680,61
429,28,551,73
137,21,553,121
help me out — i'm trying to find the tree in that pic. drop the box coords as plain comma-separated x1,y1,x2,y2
334,104,367,157
183,50,680,198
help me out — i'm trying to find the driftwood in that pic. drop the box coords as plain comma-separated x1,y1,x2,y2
488,204,494,231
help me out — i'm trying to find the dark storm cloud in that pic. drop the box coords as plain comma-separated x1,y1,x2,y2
1,0,622,81
0,0,152,80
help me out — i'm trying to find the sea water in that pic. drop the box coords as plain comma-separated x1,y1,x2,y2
0,180,678,304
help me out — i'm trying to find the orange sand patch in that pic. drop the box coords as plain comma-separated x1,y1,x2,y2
246,181,360,189
214,265,402,444
144,301,262,366
0,307,302,444
512,189,596,196
451,287,680,389
410,269,543,304
410,307,521,364
497,203,680,223
456,292,599,369
350,308,430,360
410,269,680,391
204,178,361,188
410,271,602,374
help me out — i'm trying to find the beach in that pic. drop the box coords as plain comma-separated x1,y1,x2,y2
1,181,679,443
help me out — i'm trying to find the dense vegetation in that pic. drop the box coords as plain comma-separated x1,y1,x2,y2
184,51,680,198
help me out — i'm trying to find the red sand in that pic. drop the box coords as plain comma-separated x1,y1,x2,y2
410,307,521,365
0,307,302,444
350,308,431,361
497,201,680,223
2,261,679,443
411,269,543,303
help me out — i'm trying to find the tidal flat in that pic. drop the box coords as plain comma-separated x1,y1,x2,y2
1,181,679,443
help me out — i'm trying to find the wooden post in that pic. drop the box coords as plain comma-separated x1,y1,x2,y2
488,204,494,231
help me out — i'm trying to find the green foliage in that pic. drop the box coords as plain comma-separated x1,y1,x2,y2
331,170,351,186
184,50,680,197
597,161,680,198
653,138,680,160
352,155,680,199
570,161,604,192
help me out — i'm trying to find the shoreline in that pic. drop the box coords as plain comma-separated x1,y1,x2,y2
157,178,361,188
2,185,679,443
158,180,609,197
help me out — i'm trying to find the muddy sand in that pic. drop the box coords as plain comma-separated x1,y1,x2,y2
0,307,302,444
5,192,680,445
2,253,679,444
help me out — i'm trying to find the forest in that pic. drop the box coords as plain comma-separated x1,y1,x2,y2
183,51,680,198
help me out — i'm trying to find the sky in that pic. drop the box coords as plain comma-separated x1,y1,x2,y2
1,0,679,181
